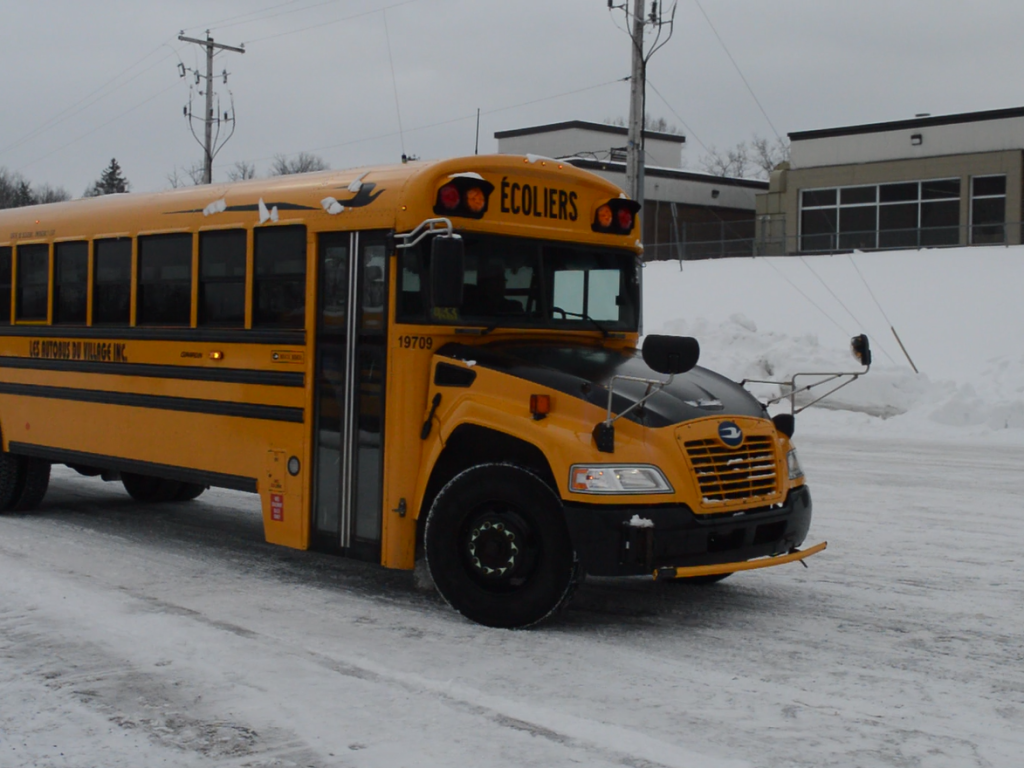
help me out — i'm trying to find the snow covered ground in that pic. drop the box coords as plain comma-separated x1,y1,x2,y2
2,245,1023,767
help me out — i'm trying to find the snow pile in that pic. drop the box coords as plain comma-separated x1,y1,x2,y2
642,246,1024,440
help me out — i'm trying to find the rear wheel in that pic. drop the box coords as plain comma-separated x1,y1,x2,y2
12,459,51,511
0,453,26,511
425,463,578,629
173,482,207,502
121,472,182,502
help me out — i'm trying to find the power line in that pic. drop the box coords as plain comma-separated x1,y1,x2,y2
646,78,709,154
240,77,628,166
181,0,310,34
18,82,181,175
691,0,783,142
0,41,180,159
243,0,423,44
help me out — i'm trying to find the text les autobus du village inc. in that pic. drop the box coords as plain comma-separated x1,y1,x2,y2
29,339,128,363
500,177,578,221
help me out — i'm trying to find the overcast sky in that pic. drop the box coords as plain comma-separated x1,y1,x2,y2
4,0,1024,196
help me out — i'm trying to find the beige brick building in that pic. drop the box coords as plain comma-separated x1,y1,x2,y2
757,107,1024,254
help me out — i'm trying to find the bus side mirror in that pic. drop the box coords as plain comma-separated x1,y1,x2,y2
642,335,700,375
430,235,465,309
851,334,872,367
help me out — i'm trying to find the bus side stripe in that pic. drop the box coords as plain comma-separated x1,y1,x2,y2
8,441,258,493
0,327,305,345
0,382,303,423
0,357,304,387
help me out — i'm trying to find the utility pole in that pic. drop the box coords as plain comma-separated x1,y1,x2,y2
609,1,677,206
178,31,245,184
626,0,646,206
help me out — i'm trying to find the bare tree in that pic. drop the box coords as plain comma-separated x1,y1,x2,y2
700,142,752,178
166,161,207,189
750,136,790,177
33,184,71,204
700,135,790,180
605,114,682,135
0,168,70,208
270,152,329,176
227,161,257,181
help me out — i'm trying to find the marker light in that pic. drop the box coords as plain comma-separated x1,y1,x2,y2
569,464,673,495
466,187,486,213
529,394,551,418
439,184,460,210
432,176,495,219
787,449,804,480
591,197,641,235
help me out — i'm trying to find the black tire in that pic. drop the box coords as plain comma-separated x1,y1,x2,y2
666,572,733,586
0,453,26,511
424,463,578,629
121,472,182,502
12,459,51,511
173,482,207,502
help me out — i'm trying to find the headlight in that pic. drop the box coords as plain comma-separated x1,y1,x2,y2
569,465,673,495
787,449,804,480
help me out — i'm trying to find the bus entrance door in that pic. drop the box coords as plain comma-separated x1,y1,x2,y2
312,231,387,560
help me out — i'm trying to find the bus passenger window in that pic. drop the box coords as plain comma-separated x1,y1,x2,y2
137,234,193,326
0,247,11,324
254,225,306,328
199,229,246,327
15,244,48,322
93,238,131,325
54,241,88,324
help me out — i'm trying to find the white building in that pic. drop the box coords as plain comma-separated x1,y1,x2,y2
495,121,767,260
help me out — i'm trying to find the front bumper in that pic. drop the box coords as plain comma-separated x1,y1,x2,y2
562,485,813,577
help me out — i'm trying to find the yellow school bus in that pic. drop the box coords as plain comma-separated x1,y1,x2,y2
0,155,827,628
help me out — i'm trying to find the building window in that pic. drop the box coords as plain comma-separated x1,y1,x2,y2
16,244,49,321
54,241,88,324
971,175,1006,245
0,247,11,325
254,225,306,328
138,233,193,326
800,178,961,252
93,238,132,325
199,229,246,327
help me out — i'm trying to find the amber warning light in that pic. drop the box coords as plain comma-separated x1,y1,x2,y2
434,175,495,219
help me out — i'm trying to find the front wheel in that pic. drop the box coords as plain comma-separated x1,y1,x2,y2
425,463,578,629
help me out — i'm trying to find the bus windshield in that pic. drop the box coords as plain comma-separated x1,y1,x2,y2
399,234,640,332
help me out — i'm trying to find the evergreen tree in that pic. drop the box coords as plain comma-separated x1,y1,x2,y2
85,158,130,196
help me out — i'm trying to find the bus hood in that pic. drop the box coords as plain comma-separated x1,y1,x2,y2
437,341,766,428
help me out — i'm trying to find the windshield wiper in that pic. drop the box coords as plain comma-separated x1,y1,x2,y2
551,307,609,338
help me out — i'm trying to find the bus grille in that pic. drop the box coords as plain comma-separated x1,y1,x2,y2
684,436,781,508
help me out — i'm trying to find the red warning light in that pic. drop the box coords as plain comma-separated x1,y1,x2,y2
439,184,460,210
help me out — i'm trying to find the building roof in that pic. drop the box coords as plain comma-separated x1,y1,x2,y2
495,120,686,144
790,106,1024,142
568,158,768,190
